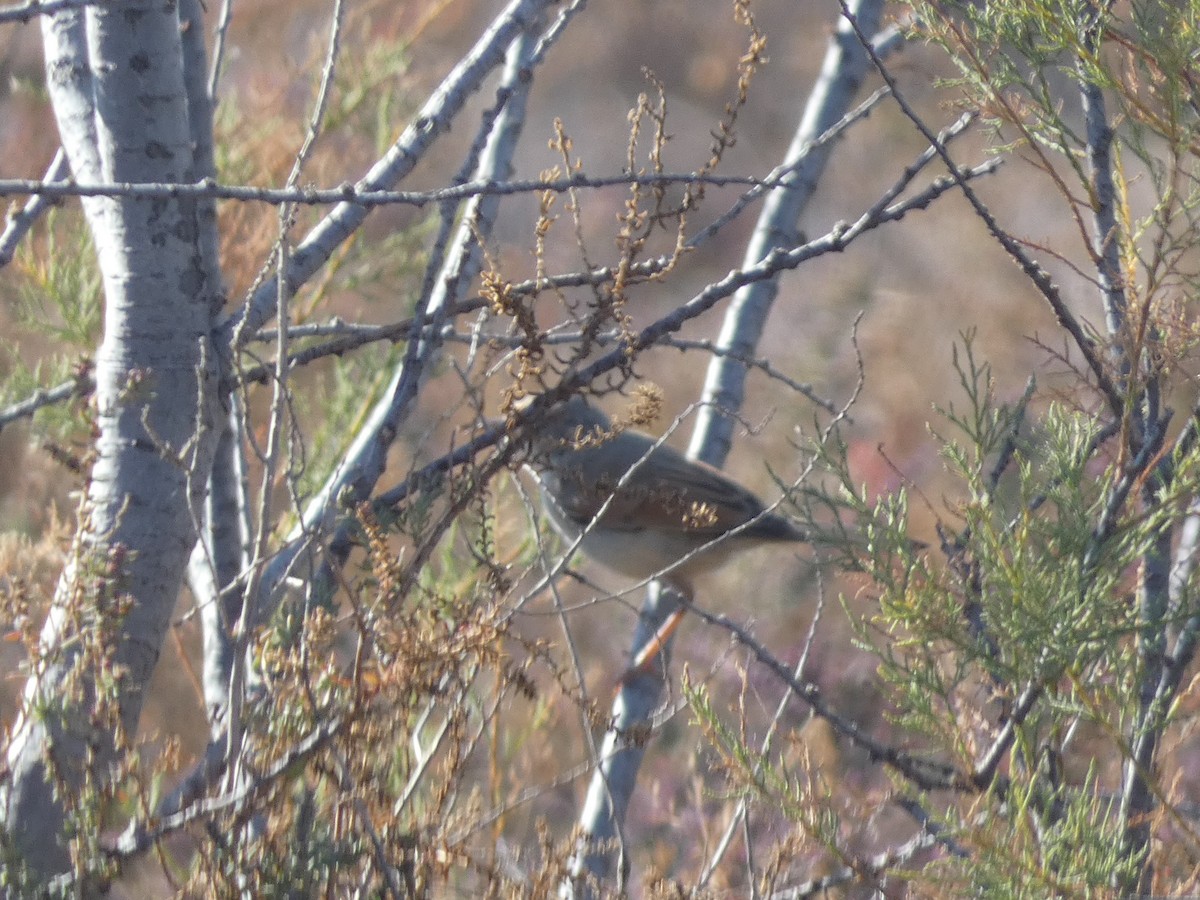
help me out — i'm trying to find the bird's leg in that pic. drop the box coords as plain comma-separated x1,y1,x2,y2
625,605,687,677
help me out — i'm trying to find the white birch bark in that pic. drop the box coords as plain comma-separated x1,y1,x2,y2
3,3,221,877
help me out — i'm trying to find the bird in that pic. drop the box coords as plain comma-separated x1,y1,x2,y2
508,394,805,670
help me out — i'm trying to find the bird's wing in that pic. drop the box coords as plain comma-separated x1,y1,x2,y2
556,443,774,537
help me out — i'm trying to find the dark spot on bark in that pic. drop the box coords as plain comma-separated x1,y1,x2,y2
147,197,169,227
145,142,172,160
172,216,197,243
178,263,204,298
130,52,151,74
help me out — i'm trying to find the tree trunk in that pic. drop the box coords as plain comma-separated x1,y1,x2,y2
2,4,222,878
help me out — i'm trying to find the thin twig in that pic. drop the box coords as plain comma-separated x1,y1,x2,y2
837,0,1124,417
0,149,69,268
684,600,961,791
0,368,93,433
0,169,856,206
0,0,145,25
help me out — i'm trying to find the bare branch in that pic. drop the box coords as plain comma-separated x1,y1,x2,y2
0,367,92,433
0,169,842,207
0,149,68,269
0,0,144,26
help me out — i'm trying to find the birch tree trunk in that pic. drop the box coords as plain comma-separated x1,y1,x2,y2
2,4,221,878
